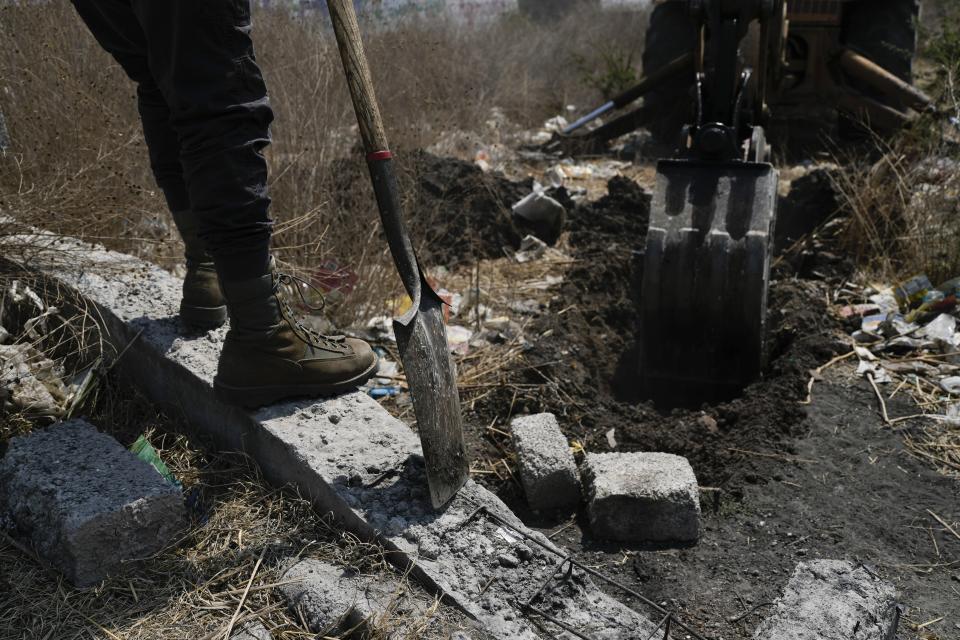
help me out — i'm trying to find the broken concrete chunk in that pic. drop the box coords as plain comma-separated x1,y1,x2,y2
0,419,185,587
510,413,580,511
281,559,363,634
281,558,447,638
231,620,271,640
281,558,422,636
753,560,899,640
584,452,700,543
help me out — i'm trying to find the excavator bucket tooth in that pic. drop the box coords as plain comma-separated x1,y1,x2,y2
638,160,779,406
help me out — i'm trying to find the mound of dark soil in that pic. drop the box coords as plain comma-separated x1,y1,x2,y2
325,151,534,268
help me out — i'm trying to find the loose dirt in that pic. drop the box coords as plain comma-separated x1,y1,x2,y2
327,151,534,268
405,155,958,638
465,173,847,495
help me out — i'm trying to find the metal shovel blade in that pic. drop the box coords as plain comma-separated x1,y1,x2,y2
393,281,469,508
637,159,779,406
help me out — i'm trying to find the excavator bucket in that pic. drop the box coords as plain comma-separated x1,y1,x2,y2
638,160,779,406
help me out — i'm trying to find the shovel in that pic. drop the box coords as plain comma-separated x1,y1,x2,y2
326,0,468,509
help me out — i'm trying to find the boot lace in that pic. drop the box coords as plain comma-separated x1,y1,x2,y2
273,272,349,352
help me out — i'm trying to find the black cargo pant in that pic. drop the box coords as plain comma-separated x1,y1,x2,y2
70,0,274,280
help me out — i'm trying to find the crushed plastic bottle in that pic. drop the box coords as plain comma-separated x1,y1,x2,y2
130,435,181,489
894,274,932,311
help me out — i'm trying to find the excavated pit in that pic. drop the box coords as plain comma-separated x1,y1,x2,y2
424,170,849,495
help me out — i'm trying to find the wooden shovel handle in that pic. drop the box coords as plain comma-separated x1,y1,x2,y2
326,0,390,153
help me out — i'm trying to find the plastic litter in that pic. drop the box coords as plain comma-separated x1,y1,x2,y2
130,435,181,488
446,325,473,355
544,165,566,188
369,386,402,399
919,313,959,345
940,377,960,395
839,304,880,319
855,346,892,383
894,274,932,310
512,187,565,226
542,116,568,133
868,290,900,315
861,314,885,334
515,235,549,263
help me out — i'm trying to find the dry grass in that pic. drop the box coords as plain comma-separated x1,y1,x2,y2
0,267,108,445
0,377,460,640
833,7,960,285
0,0,651,328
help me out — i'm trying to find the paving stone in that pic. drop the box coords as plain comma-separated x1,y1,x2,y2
510,413,580,511
230,620,271,640
0,419,185,587
584,452,700,543
0,226,663,637
753,560,900,640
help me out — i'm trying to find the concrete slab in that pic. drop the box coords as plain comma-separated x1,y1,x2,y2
0,419,185,587
0,227,664,638
752,560,899,640
510,413,580,511
584,451,700,543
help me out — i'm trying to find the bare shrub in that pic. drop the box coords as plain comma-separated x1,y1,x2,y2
0,1,650,327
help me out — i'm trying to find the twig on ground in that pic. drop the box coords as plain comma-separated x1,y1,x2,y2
926,510,960,543
221,546,265,640
866,372,891,425
802,350,855,404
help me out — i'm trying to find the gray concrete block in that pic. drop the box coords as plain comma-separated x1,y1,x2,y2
510,413,580,511
584,452,700,543
231,620,271,640
753,560,899,640
0,419,185,587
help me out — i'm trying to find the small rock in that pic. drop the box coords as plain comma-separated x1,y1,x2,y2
231,620,271,640
498,553,520,568
605,428,618,449
698,414,719,434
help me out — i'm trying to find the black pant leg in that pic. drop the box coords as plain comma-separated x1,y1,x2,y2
70,0,190,213
129,0,274,280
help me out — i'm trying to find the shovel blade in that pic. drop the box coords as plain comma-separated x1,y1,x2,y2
394,289,468,508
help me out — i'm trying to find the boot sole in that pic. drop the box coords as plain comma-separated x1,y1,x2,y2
213,357,380,409
181,302,228,329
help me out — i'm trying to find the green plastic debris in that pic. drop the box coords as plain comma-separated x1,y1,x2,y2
130,435,181,489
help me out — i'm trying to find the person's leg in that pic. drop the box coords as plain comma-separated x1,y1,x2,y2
70,0,188,213
127,0,375,406
70,0,227,328
128,0,273,281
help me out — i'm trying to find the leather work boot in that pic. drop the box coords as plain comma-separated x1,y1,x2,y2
170,210,228,329
213,268,378,408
